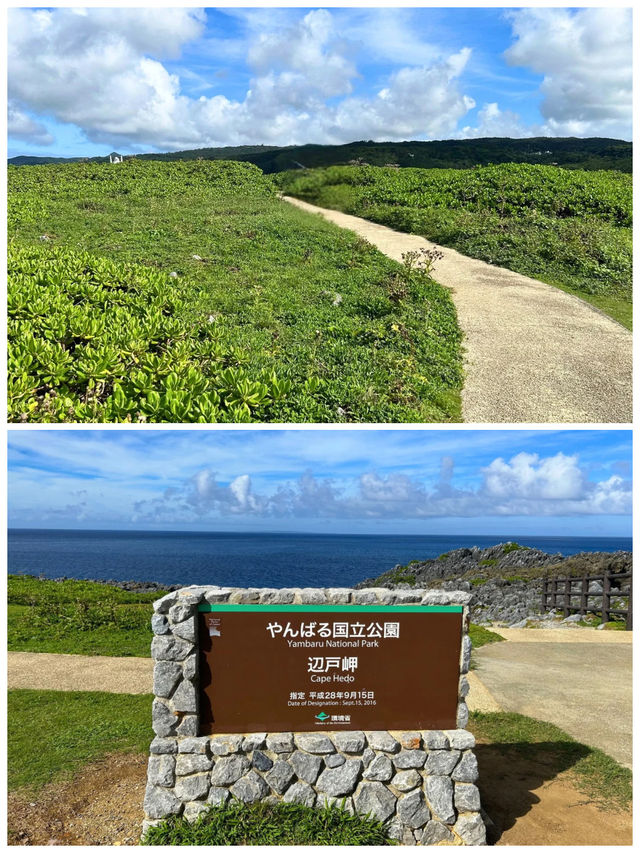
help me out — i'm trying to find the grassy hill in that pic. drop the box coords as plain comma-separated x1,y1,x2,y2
10,136,632,173
8,159,462,423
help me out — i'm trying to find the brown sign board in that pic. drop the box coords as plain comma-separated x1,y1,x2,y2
198,605,463,734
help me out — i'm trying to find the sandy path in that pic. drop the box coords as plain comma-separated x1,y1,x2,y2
283,196,632,423
8,651,153,694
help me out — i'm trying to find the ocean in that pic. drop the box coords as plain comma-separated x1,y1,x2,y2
7,529,632,589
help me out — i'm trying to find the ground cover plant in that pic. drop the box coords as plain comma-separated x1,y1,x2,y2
142,801,392,846
277,163,632,328
7,689,152,791
8,574,155,656
8,159,462,422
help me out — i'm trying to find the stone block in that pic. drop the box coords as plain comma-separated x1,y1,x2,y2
183,802,210,823
424,749,460,776
173,617,196,642
153,662,182,699
452,751,479,783
324,753,345,768
169,603,195,624
175,773,210,801
148,754,175,787
316,759,362,797
422,730,449,750
144,784,183,819
283,781,317,807
172,680,197,713
210,735,243,756
231,770,270,803
290,751,322,784
150,737,178,754
176,754,212,775
152,699,178,737
425,776,455,824
397,790,431,829
153,592,178,614
453,812,486,845
444,729,475,750
252,751,273,772
420,820,454,845
266,732,295,753
151,635,193,662
454,783,481,812
366,731,400,753
354,782,397,822
242,733,267,751
295,733,335,754
207,787,230,806
176,715,198,736
363,754,394,782
178,737,209,754
398,731,422,750
393,749,426,770
392,770,421,792
265,760,296,794
210,755,250,786
333,731,366,754
151,613,170,635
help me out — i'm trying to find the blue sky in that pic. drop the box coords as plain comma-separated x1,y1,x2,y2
7,429,632,536
8,6,632,158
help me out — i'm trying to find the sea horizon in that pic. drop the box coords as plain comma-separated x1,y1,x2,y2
8,528,632,590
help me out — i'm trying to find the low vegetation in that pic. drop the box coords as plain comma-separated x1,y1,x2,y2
469,711,632,811
142,802,392,846
7,689,152,791
8,159,462,422
8,574,154,656
277,163,632,327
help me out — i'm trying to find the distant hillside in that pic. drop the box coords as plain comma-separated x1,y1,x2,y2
9,137,632,173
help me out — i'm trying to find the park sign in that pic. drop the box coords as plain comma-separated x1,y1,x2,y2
198,603,463,734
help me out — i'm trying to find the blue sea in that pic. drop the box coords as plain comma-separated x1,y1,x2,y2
7,529,632,589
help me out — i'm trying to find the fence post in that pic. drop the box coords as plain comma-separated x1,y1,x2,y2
542,577,548,613
563,577,570,617
580,576,588,616
602,571,612,625
626,572,632,631
551,577,557,611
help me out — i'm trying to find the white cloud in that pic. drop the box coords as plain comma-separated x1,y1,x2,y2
8,7,475,150
458,102,529,140
504,7,632,139
128,452,631,525
7,102,54,145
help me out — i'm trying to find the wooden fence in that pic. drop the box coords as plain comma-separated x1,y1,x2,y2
541,571,632,630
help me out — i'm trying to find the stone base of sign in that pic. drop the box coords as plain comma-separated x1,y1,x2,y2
142,585,485,845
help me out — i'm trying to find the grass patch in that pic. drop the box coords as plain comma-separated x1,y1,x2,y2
277,164,632,328
143,801,393,846
469,623,505,648
8,575,154,656
469,711,631,811
9,159,463,422
7,689,153,792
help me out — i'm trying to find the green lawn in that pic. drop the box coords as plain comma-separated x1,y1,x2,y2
8,160,463,422
7,689,153,792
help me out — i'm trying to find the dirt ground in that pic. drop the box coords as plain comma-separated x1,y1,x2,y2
7,749,632,846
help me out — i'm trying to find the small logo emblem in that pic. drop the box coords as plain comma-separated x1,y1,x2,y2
315,711,330,721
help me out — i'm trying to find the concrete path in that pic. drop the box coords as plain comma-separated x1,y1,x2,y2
284,196,632,423
473,632,632,767
8,652,153,694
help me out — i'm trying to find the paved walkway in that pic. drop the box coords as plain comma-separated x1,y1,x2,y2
284,196,632,423
473,629,632,767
